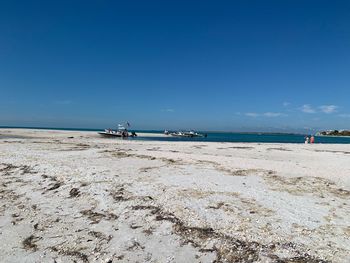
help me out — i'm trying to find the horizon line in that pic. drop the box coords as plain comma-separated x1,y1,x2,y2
0,125,314,135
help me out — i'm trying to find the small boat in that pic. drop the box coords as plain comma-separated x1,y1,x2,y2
99,123,136,138
170,130,207,138
98,129,126,137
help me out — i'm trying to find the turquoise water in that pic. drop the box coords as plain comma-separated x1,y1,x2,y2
136,131,350,144
2,127,350,144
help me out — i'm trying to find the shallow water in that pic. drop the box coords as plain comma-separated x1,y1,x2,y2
94,131,350,144
134,132,350,144
2,127,350,144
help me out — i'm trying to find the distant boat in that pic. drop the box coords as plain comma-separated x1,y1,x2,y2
99,123,136,138
170,130,207,138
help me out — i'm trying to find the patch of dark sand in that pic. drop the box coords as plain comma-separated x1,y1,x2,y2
59,143,91,151
88,231,113,243
313,150,350,155
11,213,24,225
0,166,28,204
217,146,254,150
0,163,19,174
22,235,41,251
139,166,161,173
142,227,155,236
126,240,145,251
80,209,118,224
69,188,80,197
131,205,160,214
178,189,240,199
231,169,267,176
116,255,125,260
102,150,184,165
217,167,271,177
103,150,156,160
1,140,25,143
0,134,36,140
0,188,22,203
110,186,132,202
267,147,292,152
130,223,143,229
265,174,350,199
228,146,254,149
47,182,62,191
30,140,91,151
196,160,273,177
80,181,90,187
19,165,38,174
196,160,218,166
344,226,350,237
206,199,274,218
190,190,275,218
146,147,161,151
41,174,58,181
159,157,183,165
131,205,327,262
0,163,38,175
207,202,225,209
191,145,207,149
50,247,89,263
110,188,154,205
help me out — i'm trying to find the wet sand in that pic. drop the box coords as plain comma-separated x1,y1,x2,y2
0,129,349,262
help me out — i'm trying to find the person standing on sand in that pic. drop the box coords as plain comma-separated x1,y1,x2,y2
310,135,315,144
305,136,310,144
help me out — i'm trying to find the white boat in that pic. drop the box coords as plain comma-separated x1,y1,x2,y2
98,123,136,138
170,130,206,138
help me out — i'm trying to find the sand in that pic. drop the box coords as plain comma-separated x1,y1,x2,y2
0,128,349,263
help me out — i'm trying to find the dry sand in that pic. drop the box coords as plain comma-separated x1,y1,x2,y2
0,129,349,263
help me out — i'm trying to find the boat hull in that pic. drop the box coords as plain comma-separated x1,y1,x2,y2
170,133,203,138
98,132,123,137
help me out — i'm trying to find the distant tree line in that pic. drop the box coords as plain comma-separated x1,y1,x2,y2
319,130,350,136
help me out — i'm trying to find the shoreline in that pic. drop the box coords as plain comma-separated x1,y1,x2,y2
1,129,349,262
2,128,350,145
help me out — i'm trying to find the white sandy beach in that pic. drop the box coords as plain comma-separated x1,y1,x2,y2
0,128,349,262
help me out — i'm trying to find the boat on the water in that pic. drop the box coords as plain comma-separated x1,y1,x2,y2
98,128,128,137
99,123,136,138
168,130,207,138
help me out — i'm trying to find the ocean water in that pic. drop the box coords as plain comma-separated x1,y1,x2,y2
2,127,350,144
135,131,350,144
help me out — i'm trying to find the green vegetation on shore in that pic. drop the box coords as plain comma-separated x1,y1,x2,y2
318,130,350,136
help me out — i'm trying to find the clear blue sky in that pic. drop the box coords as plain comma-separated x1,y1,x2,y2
1,0,350,132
